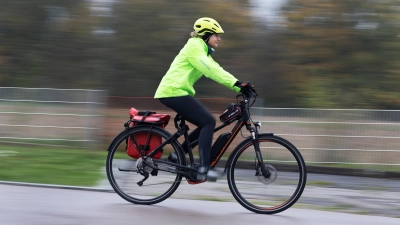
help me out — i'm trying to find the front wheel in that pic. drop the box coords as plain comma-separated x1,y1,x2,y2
227,134,307,214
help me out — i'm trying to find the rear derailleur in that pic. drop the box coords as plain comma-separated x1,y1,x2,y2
136,157,158,186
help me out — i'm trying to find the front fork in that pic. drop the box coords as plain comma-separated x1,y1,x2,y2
248,122,271,178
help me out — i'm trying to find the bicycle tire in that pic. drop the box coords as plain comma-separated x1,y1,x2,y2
227,133,307,214
106,125,185,205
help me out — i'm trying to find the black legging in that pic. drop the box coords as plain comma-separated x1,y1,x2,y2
159,96,216,167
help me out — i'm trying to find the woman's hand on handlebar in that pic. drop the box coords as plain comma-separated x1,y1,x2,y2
235,81,258,98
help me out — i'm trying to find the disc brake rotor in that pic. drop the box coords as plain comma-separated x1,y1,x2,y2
257,164,277,185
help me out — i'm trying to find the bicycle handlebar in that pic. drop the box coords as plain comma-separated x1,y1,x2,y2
239,82,258,98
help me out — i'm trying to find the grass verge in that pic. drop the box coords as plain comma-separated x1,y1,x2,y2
0,144,106,187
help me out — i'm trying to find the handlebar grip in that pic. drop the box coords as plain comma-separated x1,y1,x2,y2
239,82,257,98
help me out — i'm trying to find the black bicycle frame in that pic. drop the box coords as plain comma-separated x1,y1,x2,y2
143,97,269,178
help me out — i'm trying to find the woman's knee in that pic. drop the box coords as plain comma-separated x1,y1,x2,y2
196,114,215,129
204,116,216,128
210,116,216,126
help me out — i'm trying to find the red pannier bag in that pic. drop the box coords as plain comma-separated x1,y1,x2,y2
126,108,171,159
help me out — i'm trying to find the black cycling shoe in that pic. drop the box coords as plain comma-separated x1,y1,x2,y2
204,169,221,182
196,166,221,182
196,166,208,181
166,152,178,163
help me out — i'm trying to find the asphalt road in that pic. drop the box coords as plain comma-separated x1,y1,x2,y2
96,169,400,218
0,183,398,225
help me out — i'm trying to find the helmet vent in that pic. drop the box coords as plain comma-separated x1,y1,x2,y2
214,23,220,28
196,25,201,28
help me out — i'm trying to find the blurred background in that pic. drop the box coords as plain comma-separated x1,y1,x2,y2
1,0,400,108
0,0,400,217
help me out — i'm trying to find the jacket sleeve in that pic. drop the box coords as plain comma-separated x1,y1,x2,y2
187,41,241,92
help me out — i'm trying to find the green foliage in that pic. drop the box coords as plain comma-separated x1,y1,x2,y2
1,0,400,109
0,0,102,88
279,0,400,108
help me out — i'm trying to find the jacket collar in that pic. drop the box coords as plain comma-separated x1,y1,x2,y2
191,37,215,56
207,45,215,55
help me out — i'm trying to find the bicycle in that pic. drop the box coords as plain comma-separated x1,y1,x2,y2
106,84,307,214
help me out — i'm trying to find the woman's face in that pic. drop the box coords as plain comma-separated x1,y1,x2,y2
208,33,221,48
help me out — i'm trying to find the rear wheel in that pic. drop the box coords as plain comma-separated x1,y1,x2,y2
227,134,307,214
106,126,185,205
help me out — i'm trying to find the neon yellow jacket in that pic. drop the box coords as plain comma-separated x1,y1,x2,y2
154,37,240,98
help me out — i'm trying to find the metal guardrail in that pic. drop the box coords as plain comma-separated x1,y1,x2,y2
1,89,399,170
0,87,106,148
250,107,400,169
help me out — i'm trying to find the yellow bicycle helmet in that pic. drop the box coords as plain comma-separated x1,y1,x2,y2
193,17,224,36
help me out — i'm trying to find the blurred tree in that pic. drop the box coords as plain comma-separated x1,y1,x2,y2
0,0,101,88
107,0,265,98
279,0,400,109
2,0,399,109
1,0,278,105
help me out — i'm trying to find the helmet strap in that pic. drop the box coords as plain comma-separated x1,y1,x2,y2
202,32,215,55
202,32,213,44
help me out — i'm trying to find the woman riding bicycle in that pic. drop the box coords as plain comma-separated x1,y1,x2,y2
154,17,247,182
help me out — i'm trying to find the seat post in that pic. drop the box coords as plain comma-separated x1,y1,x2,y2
174,114,196,165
